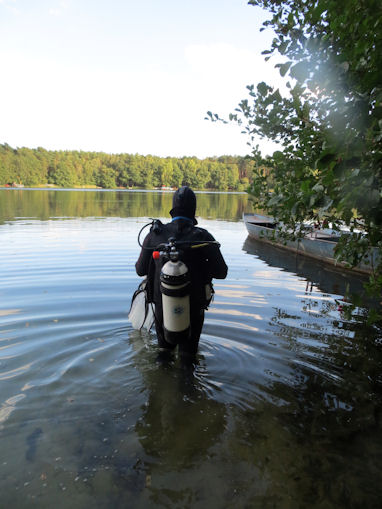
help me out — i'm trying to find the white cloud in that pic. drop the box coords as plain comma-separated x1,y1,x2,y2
49,0,69,17
0,0,19,14
0,41,282,157
185,43,282,86
0,1,285,156
185,43,259,77
183,43,282,154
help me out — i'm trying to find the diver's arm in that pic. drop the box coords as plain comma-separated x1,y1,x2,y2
202,231,228,279
210,245,228,279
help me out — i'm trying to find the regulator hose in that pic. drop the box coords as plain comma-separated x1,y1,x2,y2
137,220,155,248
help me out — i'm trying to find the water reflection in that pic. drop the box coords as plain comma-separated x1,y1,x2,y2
0,189,249,223
1,196,382,508
243,236,367,298
132,338,226,455
122,331,228,506
240,235,382,508
0,394,26,429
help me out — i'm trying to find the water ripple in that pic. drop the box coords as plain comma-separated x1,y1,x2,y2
1,200,381,508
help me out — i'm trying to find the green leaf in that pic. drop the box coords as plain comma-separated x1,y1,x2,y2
315,153,336,170
290,61,309,82
319,196,333,213
272,89,282,102
311,3,327,24
279,61,292,77
278,41,289,55
300,180,311,193
367,308,382,325
257,82,269,96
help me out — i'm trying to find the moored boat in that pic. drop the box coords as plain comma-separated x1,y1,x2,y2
243,213,379,275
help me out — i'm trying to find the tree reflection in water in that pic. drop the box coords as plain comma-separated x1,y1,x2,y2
0,189,250,223
239,235,382,507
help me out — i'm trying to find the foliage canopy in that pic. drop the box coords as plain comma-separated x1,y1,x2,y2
0,144,253,192
208,0,382,318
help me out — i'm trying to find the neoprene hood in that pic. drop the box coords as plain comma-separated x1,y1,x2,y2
170,186,197,225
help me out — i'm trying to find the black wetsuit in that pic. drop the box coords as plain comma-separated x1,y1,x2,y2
135,218,227,356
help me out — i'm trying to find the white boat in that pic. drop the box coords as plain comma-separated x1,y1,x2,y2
243,213,380,275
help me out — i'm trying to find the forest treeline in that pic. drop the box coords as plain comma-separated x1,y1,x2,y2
0,144,253,191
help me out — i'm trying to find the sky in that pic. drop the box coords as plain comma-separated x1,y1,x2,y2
0,0,283,158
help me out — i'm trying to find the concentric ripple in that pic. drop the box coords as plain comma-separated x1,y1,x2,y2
0,206,381,509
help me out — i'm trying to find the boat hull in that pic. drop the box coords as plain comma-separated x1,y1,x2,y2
243,213,379,275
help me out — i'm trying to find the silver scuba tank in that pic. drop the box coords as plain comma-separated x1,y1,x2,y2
160,258,191,345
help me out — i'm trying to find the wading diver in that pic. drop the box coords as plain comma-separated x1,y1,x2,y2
135,186,228,360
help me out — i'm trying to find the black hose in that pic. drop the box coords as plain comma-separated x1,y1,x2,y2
137,220,154,248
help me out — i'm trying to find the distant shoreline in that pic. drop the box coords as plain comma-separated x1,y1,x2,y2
0,186,247,195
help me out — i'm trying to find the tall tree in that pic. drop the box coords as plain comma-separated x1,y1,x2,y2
208,0,382,318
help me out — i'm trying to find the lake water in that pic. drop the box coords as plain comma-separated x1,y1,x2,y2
1,189,381,509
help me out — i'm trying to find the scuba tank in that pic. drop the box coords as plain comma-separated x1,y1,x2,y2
140,220,221,345
153,239,191,345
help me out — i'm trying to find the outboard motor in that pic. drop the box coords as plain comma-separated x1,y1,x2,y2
154,240,191,344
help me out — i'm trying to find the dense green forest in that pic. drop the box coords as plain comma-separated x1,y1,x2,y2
0,144,253,191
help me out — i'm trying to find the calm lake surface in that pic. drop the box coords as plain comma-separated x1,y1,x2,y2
1,189,381,509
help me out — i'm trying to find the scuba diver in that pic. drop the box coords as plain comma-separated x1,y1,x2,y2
135,186,227,359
